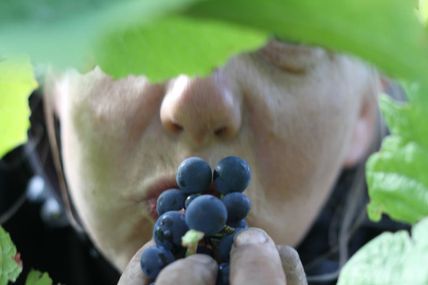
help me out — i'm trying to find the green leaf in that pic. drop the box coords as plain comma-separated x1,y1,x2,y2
0,0,198,68
184,0,428,83
4,0,428,85
94,15,266,81
366,84,428,224
25,270,52,285
0,57,38,158
379,86,428,147
0,227,23,285
337,217,428,285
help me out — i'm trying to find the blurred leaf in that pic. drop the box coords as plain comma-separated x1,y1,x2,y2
0,0,198,68
338,217,428,285
0,227,22,285
94,15,266,81
3,0,428,84
25,270,52,285
0,57,37,158
184,0,428,83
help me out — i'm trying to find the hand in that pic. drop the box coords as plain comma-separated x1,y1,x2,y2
118,228,307,285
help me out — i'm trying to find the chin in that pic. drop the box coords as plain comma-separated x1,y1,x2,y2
88,214,155,272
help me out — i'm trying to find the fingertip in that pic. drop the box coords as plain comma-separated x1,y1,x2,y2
156,254,217,285
233,227,271,246
277,245,308,285
186,253,217,267
230,228,285,285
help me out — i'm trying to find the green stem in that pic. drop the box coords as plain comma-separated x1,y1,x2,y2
223,225,235,234
182,230,204,257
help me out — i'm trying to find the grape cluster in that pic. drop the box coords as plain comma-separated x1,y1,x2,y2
140,156,252,285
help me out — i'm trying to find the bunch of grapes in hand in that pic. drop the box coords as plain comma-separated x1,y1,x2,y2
140,156,252,285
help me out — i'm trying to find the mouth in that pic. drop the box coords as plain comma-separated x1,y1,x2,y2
143,176,219,220
144,176,178,220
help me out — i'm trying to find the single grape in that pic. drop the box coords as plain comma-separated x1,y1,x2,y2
140,245,174,281
227,219,248,229
153,211,188,252
213,156,251,194
185,195,227,235
176,157,212,194
222,192,251,223
216,233,235,262
217,263,230,285
156,188,186,216
184,194,200,209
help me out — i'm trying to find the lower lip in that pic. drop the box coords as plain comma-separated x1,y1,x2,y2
148,198,159,220
144,178,178,220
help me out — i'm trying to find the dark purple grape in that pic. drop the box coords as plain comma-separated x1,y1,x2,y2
197,245,214,256
216,263,230,285
156,188,186,216
153,211,188,252
228,219,248,229
184,194,200,209
176,157,212,194
222,192,251,223
185,195,227,235
140,246,174,280
216,233,235,262
214,156,251,194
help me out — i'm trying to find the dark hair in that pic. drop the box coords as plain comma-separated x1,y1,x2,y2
25,88,86,233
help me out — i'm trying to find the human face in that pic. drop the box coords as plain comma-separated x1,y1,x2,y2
48,39,378,270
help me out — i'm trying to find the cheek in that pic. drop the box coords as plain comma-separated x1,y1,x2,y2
59,73,167,270
66,157,155,270
246,88,354,193
242,80,359,244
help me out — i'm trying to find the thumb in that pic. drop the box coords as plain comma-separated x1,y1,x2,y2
277,245,308,285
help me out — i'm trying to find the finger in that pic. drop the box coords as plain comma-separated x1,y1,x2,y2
230,228,286,285
156,254,217,285
118,240,155,285
277,245,308,285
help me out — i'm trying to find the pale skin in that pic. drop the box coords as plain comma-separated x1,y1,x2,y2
47,39,380,284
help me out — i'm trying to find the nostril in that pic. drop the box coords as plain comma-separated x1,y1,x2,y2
164,120,183,134
214,126,228,137
160,76,242,143
171,122,183,132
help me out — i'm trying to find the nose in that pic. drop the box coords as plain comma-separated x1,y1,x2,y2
160,75,241,146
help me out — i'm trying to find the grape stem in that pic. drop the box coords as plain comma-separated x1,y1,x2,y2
210,226,236,239
223,225,235,234
182,230,204,256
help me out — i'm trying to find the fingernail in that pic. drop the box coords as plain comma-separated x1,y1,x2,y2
188,254,215,265
235,228,268,246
